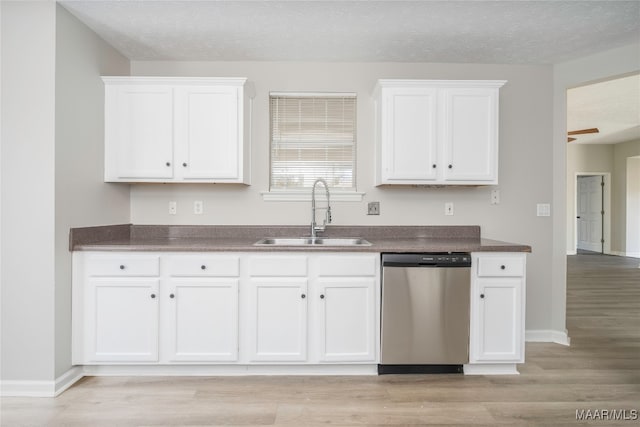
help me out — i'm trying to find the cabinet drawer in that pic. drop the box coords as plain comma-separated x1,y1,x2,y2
477,256,524,277
249,256,307,277
318,255,377,277
86,255,160,277
167,255,239,277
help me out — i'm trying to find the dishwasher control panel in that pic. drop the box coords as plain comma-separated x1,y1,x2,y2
382,253,471,267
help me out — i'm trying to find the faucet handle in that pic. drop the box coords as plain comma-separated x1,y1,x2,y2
327,207,332,224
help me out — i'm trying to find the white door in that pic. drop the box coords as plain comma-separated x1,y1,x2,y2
108,85,174,179
164,279,239,362
442,87,498,183
247,279,308,362
472,278,523,362
380,87,438,183
174,86,240,180
86,279,159,362
316,278,376,362
577,175,603,252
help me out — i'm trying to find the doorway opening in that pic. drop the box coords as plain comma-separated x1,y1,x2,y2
575,173,611,255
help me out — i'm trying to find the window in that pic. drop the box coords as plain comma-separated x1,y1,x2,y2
269,93,357,194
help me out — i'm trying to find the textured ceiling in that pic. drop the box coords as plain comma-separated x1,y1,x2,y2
59,0,640,64
567,74,640,145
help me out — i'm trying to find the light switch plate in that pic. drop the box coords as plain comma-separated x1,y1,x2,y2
169,201,177,215
445,202,454,216
537,203,551,217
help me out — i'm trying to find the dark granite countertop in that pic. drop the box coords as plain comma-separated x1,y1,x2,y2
70,224,531,253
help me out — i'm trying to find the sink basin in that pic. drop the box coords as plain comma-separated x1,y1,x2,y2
254,237,372,246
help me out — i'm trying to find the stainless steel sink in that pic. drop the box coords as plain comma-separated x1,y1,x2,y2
254,237,372,246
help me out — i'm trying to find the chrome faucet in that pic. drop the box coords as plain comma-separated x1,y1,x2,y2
311,178,332,238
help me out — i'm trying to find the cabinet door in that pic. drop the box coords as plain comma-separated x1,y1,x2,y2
316,278,376,362
85,279,159,362
247,279,308,362
442,87,498,183
175,86,240,180
472,278,523,362
105,85,174,180
164,279,239,362
380,87,438,183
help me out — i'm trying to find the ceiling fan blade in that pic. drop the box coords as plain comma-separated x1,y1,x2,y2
568,127,600,136
568,137,577,143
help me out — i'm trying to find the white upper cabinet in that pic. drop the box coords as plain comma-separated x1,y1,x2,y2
374,80,506,186
104,77,252,184
106,84,174,180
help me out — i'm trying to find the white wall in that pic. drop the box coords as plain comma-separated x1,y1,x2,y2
130,60,557,334
1,0,57,382
627,156,640,257
553,41,640,341
54,4,130,378
613,140,640,256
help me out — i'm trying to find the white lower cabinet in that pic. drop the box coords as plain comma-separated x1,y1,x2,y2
86,278,160,363
316,278,376,362
163,255,240,362
73,252,380,368
247,278,308,362
73,252,241,365
468,252,526,373
472,278,523,362
164,279,239,362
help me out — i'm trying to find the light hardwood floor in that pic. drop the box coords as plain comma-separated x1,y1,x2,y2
2,253,639,426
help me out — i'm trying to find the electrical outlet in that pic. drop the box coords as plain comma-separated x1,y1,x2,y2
445,202,454,216
368,201,380,215
169,201,177,215
194,200,203,215
491,189,500,205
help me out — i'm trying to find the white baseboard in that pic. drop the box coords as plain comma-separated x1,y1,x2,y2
566,250,577,255
610,250,640,259
463,364,519,375
82,364,378,376
525,329,571,346
0,366,84,397
54,366,84,396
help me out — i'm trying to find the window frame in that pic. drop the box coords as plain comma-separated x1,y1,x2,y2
263,92,363,201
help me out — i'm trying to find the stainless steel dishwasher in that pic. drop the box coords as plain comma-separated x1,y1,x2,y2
379,253,471,374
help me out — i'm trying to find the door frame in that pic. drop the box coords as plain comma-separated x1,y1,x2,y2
573,172,611,255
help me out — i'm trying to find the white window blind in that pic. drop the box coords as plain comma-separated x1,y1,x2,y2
270,93,356,191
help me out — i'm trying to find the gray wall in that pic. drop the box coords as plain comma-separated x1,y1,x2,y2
54,4,130,378
1,0,57,383
0,2,130,385
130,60,557,334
